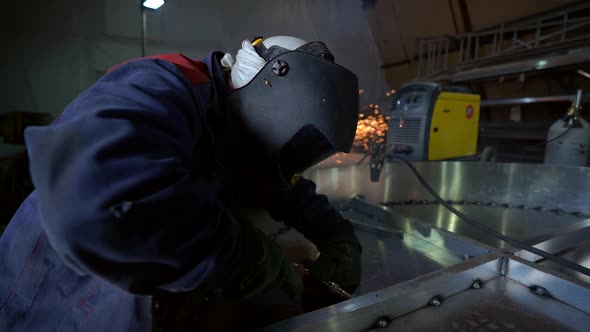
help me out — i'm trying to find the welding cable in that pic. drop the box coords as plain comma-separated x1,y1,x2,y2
393,156,590,278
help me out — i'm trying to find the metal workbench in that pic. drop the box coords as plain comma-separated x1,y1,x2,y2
268,161,590,331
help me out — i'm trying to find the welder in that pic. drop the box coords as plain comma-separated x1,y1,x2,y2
0,36,361,331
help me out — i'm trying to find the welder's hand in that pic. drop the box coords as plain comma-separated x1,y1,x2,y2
223,220,303,302
265,178,362,292
309,220,362,293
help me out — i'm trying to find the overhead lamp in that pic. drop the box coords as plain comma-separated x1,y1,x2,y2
142,0,165,10
138,0,165,57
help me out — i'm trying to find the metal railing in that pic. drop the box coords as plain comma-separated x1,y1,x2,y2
413,1,590,79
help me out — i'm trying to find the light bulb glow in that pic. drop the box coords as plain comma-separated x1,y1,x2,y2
143,0,165,10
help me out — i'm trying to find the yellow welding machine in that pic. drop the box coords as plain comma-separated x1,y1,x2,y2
387,82,481,160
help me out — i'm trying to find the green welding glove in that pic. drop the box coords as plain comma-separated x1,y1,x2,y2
309,219,362,293
223,219,303,302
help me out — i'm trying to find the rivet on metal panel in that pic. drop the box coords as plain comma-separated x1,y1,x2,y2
373,316,391,329
499,257,509,276
471,279,483,289
428,296,442,306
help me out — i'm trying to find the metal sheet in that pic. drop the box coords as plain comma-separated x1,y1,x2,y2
270,256,590,332
306,162,590,215
267,255,501,332
537,240,590,285
305,162,590,258
387,204,590,250
345,210,472,295
352,224,457,295
344,199,493,260
276,161,590,330
507,257,590,315
380,277,590,332
516,226,590,263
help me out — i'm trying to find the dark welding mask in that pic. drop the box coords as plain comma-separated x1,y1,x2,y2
224,40,359,192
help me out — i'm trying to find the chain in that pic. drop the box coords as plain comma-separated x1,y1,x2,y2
381,200,590,219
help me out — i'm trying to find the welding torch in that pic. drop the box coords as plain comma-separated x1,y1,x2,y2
292,263,353,302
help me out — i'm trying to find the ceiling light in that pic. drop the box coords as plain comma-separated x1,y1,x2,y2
142,0,165,10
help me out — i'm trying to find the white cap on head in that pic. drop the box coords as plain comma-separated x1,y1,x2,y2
262,36,307,51
221,36,308,89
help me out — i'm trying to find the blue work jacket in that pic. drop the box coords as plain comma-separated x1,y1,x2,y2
0,50,343,331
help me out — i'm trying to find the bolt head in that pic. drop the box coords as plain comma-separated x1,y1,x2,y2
272,60,289,76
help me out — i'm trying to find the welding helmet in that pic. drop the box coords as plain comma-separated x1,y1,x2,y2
224,37,359,192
